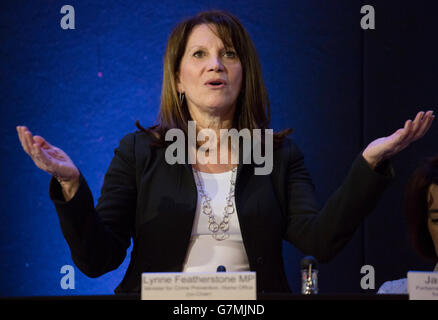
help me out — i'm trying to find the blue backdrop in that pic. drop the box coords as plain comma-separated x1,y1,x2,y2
1,0,437,297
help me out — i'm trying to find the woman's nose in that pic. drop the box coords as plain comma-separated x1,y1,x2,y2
207,56,224,72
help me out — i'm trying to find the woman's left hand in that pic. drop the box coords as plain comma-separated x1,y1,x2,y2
362,110,435,170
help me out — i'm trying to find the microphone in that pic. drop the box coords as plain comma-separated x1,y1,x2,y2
216,265,226,272
300,256,318,294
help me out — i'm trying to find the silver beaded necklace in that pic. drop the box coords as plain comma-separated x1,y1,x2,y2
192,167,237,241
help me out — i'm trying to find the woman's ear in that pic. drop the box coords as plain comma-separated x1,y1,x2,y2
175,72,183,93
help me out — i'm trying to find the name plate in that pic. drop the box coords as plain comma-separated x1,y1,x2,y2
141,272,256,300
408,271,438,300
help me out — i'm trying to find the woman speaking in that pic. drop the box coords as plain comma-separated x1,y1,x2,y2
16,10,434,294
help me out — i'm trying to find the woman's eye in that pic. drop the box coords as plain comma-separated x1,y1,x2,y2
193,51,204,58
224,51,237,58
192,50,237,59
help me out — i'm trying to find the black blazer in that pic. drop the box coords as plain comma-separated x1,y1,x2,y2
49,131,394,294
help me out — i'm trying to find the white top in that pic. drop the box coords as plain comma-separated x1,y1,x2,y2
377,263,438,294
182,168,250,272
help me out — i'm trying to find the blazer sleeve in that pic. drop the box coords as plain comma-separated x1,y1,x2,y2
284,139,394,262
49,133,137,278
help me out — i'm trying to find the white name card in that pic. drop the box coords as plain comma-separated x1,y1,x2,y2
408,271,438,300
141,272,257,300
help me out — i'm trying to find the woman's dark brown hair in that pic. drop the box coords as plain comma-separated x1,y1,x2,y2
405,154,438,261
136,10,292,148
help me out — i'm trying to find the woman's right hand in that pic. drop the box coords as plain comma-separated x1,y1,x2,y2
17,126,80,200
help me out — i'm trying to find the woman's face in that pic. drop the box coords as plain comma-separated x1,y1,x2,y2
177,23,242,119
427,184,438,257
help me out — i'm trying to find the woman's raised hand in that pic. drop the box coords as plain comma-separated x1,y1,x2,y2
362,110,435,169
17,126,80,200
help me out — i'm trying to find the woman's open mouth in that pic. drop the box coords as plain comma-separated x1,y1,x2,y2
205,79,227,89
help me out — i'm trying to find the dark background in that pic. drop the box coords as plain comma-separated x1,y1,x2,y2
1,0,437,297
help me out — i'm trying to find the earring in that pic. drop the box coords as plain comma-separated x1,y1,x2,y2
179,92,185,105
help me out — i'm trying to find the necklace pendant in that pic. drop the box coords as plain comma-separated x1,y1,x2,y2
209,223,219,233
225,205,234,214
219,221,229,232
193,167,237,241
213,232,229,241
203,205,212,214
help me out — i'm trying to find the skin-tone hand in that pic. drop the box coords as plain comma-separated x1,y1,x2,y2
16,126,80,201
362,110,435,170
